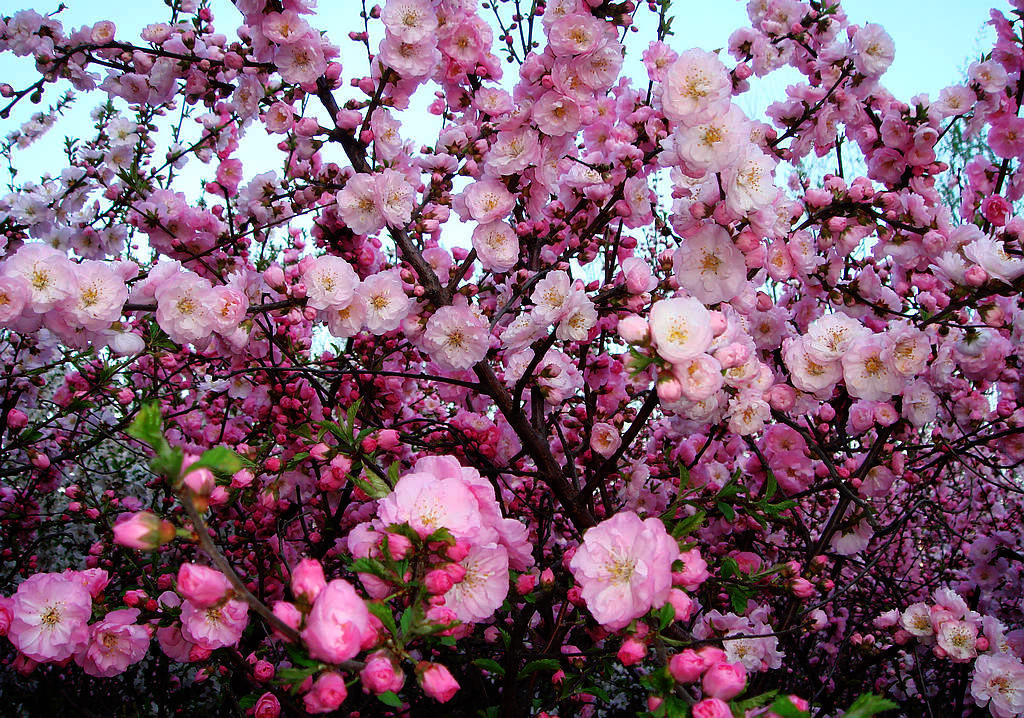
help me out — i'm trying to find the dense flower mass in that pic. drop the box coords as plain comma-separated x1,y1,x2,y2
0,0,1023,715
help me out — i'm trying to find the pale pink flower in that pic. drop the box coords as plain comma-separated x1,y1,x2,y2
274,35,326,84
620,256,658,294
326,294,367,338
649,297,714,363
725,147,778,215
964,237,1024,284
0,275,28,324
379,35,439,77
65,260,128,331
376,467,494,544
804,312,870,362
590,422,621,458
301,579,373,664
532,91,581,137
443,543,510,623
8,573,92,662
376,168,415,228
882,323,930,376
852,23,895,78
207,285,248,334
338,174,386,235
459,178,515,223
154,271,214,345
262,11,310,44
265,106,294,136
530,270,574,324
2,244,75,313
673,223,746,305
969,60,1008,94
180,598,248,650
841,335,906,401
673,353,724,402
304,256,359,311
726,391,770,435
547,13,606,56
76,608,149,677
972,654,1024,718
569,511,677,631
423,304,490,371
472,220,520,273
484,128,541,176
673,104,747,174
357,271,411,334
661,49,732,126
556,292,597,342
936,619,979,662
381,0,438,43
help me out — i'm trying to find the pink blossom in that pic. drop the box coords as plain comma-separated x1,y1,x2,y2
2,244,75,313
423,303,490,371
852,23,895,77
274,35,326,84
841,335,906,401
472,220,520,273
381,0,438,43
661,49,732,126
691,697,733,718
180,597,248,650
357,271,411,334
568,511,677,631
8,573,92,662
338,174,386,235
674,223,746,305
301,579,372,664
702,661,746,700
291,558,326,602
443,543,510,623
76,608,149,677
649,297,714,363
303,255,359,311
361,651,405,694
458,178,515,224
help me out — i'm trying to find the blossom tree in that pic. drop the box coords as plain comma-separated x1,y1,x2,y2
0,0,1023,716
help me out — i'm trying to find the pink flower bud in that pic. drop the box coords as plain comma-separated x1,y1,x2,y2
418,662,460,703
516,573,538,595
667,588,695,622
668,649,705,683
702,661,747,700
617,314,650,344
424,569,455,595
360,651,404,694
254,692,281,718
692,697,733,718
253,660,275,682
303,671,347,714
617,637,647,666
292,558,326,602
272,601,302,639
377,429,400,450
385,532,412,560
177,564,232,608
113,511,175,550
6,409,28,429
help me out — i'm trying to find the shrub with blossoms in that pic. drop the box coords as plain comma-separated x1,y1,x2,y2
1,0,1024,716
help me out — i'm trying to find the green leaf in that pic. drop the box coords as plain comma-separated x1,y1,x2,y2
670,510,705,538
657,602,675,631
735,690,779,712
519,659,560,677
366,601,398,637
127,403,164,449
767,695,810,718
472,658,506,676
843,693,898,718
716,501,736,522
377,691,403,708
350,471,391,500
764,471,778,499
150,447,184,482
238,695,257,710
717,481,743,500
726,585,754,614
189,446,244,477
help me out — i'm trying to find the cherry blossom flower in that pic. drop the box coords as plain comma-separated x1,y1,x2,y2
8,573,92,662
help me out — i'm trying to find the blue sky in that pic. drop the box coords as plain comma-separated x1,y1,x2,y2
0,1,1003,200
